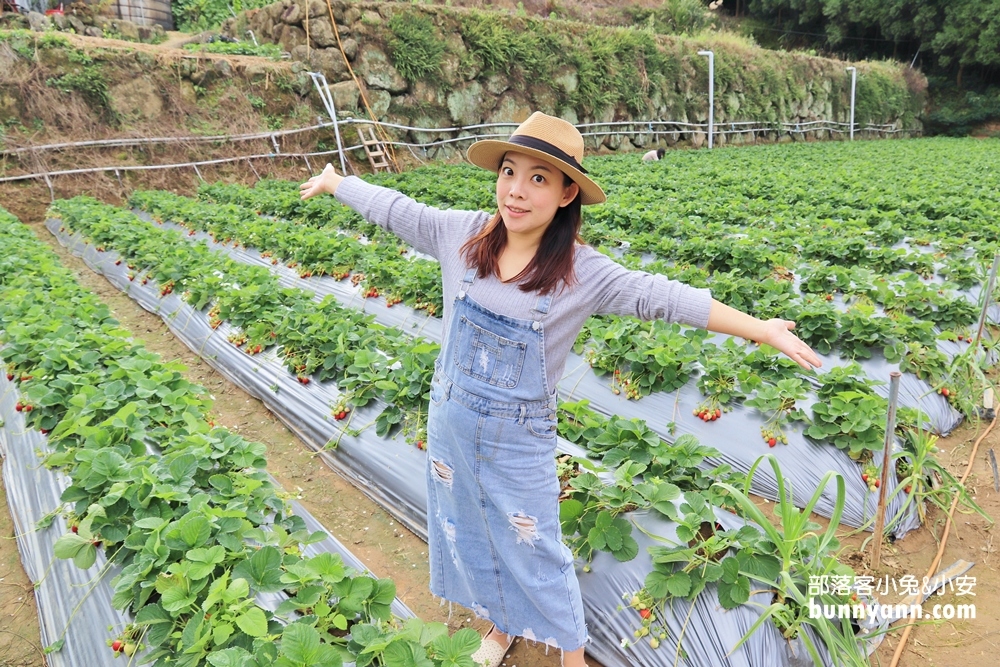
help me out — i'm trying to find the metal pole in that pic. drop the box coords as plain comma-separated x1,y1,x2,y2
871,371,901,569
846,66,857,141
308,72,348,174
974,253,1000,347
698,50,714,149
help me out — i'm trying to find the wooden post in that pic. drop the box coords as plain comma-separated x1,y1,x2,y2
872,371,901,569
973,253,1000,348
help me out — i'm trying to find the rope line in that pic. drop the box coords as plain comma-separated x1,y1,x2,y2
0,118,908,157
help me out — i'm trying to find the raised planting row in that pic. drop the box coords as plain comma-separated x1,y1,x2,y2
0,207,482,667
42,199,884,667
129,189,445,317
51,196,442,444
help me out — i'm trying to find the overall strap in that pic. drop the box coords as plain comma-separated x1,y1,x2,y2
530,292,553,331
458,267,477,298
533,293,552,315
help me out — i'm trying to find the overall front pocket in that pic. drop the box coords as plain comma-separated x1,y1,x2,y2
454,316,527,389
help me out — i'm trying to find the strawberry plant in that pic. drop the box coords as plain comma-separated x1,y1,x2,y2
781,297,840,354
630,456,869,665
894,340,951,383
836,304,899,360
557,400,742,509
558,460,642,563
807,389,887,458
694,342,746,418
581,318,705,399
743,378,810,446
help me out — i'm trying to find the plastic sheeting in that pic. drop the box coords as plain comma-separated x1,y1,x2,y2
1,373,129,667
1,372,414,665
148,217,921,537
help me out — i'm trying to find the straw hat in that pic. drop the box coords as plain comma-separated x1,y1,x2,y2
467,112,606,205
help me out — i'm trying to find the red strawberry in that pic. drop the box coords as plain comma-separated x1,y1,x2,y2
639,609,651,619
111,640,123,652
941,388,950,397
40,428,49,435
14,402,22,412
416,440,425,450
115,259,122,266
768,438,777,447
861,473,869,482
298,376,310,385
23,404,32,412
70,525,78,533
715,409,721,418
5,373,12,381
874,479,880,488
904,485,912,493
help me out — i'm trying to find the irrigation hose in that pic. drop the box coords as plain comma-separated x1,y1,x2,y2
887,410,997,667
323,0,399,172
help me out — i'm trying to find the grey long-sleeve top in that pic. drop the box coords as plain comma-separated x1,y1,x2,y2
335,176,713,392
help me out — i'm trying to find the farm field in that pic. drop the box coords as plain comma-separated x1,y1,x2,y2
2,136,1000,667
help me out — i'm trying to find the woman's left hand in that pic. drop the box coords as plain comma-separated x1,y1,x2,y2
759,319,822,371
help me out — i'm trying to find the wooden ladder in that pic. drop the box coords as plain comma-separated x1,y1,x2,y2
357,127,393,173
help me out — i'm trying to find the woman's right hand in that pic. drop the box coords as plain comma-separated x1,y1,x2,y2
299,163,345,200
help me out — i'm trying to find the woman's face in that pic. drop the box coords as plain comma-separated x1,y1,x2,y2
496,151,579,241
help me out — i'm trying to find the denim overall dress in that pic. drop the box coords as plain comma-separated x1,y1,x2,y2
426,268,588,651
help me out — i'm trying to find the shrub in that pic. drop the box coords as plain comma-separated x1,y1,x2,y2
387,10,444,82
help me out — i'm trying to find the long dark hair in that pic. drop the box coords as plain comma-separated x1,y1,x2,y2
460,174,583,295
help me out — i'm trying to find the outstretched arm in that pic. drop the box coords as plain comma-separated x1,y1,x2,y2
298,163,485,259
707,299,821,371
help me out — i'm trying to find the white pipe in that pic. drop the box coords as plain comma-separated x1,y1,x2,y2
846,66,857,141
308,72,347,174
697,50,714,149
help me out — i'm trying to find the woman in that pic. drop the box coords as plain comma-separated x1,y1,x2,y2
300,112,821,667
642,147,666,161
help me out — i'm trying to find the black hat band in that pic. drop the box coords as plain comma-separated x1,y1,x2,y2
507,134,588,174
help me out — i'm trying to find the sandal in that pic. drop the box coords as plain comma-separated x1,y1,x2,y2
471,625,515,667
